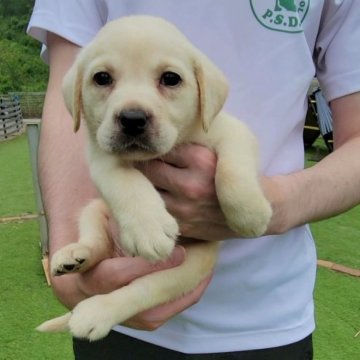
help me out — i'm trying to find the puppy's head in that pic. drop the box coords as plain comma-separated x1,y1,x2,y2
63,16,228,160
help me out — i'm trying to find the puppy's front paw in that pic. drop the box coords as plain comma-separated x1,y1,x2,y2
51,243,92,276
120,210,179,262
222,193,272,238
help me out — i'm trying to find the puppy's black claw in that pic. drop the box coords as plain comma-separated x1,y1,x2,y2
63,264,76,271
76,258,86,264
87,328,96,339
55,270,66,276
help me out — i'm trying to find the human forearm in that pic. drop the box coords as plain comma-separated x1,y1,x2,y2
265,93,360,234
38,34,99,306
39,33,96,255
38,113,96,253
265,137,360,234
39,100,95,307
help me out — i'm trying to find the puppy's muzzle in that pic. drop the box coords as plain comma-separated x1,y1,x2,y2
118,109,151,137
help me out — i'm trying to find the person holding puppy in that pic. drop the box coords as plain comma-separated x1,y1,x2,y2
28,1,360,359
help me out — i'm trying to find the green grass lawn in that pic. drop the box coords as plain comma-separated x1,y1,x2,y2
0,134,359,359
306,140,360,359
0,135,72,360
0,135,36,217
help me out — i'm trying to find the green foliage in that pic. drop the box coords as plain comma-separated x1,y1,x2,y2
0,1,48,93
0,0,34,17
0,36,48,93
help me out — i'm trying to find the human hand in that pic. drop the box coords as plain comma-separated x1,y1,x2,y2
138,144,238,241
123,273,212,330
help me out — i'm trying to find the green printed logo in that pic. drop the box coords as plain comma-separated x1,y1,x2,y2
250,0,310,33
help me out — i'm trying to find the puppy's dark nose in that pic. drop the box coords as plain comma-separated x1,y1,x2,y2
118,109,150,136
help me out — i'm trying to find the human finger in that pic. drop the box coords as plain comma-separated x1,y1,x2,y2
78,246,186,296
161,143,216,169
122,274,213,331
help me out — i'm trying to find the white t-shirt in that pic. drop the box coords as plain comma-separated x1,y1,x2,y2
28,0,360,353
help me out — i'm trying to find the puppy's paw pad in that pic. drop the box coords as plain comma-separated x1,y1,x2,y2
51,244,91,276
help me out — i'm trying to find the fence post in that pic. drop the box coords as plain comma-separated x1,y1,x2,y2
25,119,50,284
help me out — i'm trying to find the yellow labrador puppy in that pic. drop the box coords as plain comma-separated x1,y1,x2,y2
38,15,272,341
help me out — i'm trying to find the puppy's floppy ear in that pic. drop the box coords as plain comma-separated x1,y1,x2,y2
62,58,84,132
194,53,229,132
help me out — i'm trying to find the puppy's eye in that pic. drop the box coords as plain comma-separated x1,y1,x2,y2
93,71,113,86
160,72,182,87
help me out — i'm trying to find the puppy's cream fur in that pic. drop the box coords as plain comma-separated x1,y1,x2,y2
38,16,272,341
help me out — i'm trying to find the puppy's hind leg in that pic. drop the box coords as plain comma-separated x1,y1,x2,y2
51,198,113,276
64,241,219,341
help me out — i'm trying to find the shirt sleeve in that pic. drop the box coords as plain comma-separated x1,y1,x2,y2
314,0,360,101
27,0,107,63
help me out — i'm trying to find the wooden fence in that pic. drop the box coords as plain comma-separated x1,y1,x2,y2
9,92,45,118
0,96,23,140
